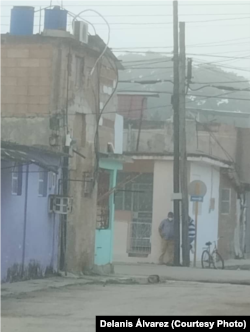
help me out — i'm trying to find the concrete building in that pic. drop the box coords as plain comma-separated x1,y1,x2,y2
1,6,124,275
113,111,250,264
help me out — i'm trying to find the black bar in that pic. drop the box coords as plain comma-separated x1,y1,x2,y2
96,316,248,330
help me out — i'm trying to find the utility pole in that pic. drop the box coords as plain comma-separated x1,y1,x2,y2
179,22,189,267
173,0,180,266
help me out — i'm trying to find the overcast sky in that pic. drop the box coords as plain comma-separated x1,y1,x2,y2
1,0,250,79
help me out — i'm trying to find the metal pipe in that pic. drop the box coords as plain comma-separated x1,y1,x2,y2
173,0,181,266
21,164,29,278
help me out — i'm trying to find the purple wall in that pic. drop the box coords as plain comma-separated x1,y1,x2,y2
1,161,61,282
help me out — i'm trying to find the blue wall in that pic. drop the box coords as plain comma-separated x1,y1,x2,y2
1,161,61,281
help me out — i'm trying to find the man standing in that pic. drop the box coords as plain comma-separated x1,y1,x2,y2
188,216,196,254
158,212,175,265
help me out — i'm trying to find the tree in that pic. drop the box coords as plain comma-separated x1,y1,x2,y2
118,52,250,121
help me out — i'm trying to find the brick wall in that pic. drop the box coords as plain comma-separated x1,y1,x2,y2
1,43,53,116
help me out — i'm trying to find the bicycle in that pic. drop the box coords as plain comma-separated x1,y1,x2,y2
201,240,224,269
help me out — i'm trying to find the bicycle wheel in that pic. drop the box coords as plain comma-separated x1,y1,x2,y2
212,251,225,269
201,250,212,269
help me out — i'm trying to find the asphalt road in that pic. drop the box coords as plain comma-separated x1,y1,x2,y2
2,281,250,332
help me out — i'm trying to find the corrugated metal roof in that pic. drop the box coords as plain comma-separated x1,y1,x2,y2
1,142,64,173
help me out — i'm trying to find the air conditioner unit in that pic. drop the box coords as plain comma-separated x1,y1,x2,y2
73,21,88,44
49,195,72,215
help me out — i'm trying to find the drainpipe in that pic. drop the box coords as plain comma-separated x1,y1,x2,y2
21,164,29,278
62,146,69,275
60,46,71,274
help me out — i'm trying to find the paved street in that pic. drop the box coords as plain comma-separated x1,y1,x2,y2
2,281,250,332
115,263,250,285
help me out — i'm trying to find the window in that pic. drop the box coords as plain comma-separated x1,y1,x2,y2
12,165,22,195
97,170,111,229
49,172,56,190
115,172,153,212
38,168,48,197
221,188,231,214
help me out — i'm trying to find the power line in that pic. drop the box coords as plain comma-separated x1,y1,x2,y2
119,79,174,85
75,17,250,25
113,42,249,50
118,90,250,101
1,3,250,6
189,84,250,92
116,50,250,60
191,80,250,84
119,80,250,92
2,17,250,26
2,13,250,17
115,49,250,56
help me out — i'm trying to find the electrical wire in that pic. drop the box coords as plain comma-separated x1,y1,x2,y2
191,80,250,84
71,9,110,76
2,13,250,17
1,3,250,6
117,90,250,101
189,85,250,92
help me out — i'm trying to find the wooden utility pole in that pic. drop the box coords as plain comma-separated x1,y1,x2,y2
173,0,180,266
179,22,190,267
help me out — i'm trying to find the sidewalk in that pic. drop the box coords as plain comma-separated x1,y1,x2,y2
2,260,250,299
114,263,250,285
1,276,91,299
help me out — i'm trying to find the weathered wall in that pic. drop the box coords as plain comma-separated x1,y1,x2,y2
117,94,146,119
196,124,237,163
218,172,237,260
123,121,238,165
56,43,118,272
113,159,223,264
1,117,51,147
114,160,173,264
150,160,174,263
1,161,60,282
237,128,250,185
188,163,220,263
1,36,60,151
1,39,53,116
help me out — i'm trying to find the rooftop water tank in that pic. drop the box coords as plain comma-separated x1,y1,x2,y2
10,6,34,36
44,6,68,31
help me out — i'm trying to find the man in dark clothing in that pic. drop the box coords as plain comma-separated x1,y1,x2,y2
158,212,174,265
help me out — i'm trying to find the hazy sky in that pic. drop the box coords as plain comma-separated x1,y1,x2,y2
1,0,250,79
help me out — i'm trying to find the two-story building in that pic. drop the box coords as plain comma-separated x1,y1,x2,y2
1,5,124,279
